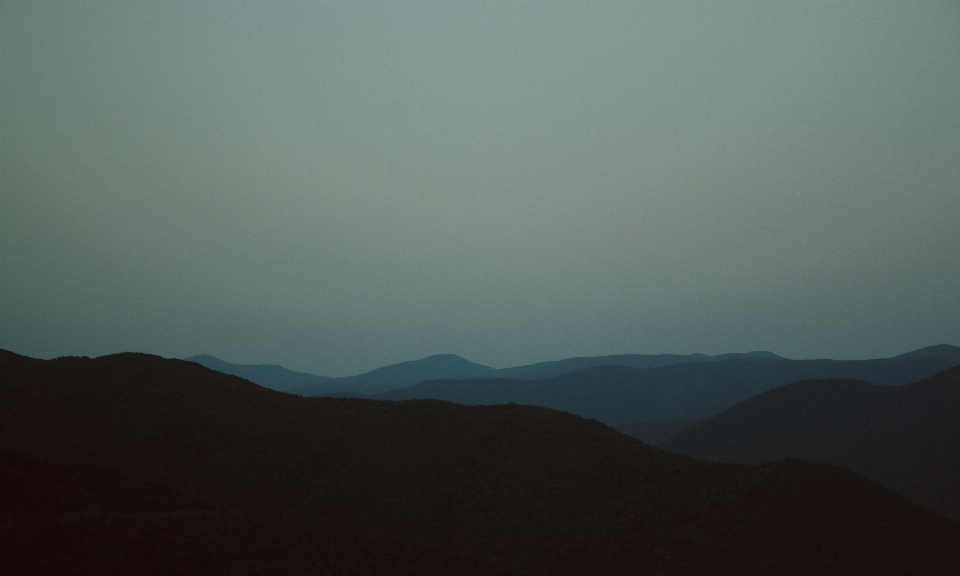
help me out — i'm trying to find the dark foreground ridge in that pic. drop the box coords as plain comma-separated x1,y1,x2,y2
664,365,960,521
2,349,959,575
0,449,516,576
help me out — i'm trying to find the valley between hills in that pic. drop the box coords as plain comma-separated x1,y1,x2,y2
3,345,960,574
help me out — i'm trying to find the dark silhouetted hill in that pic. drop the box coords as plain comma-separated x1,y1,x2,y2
371,350,960,425
0,449,515,576
663,365,960,521
2,350,960,574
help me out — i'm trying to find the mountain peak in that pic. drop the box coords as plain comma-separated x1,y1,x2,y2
330,354,496,394
411,353,485,367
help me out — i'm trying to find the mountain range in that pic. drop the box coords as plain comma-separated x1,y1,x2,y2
359,345,960,427
4,348,960,574
663,365,960,522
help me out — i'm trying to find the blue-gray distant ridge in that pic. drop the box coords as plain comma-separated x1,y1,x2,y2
184,354,331,394
365,344,960,429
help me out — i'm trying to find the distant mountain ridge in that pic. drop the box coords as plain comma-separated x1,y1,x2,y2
364,345,960,426
489,350,783,380
324,353,494,395
187,346,960,412
895,343,960,362
663,365,960,522
187,350,787,396
185,353,495,396
184,354,331,393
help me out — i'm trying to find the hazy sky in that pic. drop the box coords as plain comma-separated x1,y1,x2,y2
3,2,959,375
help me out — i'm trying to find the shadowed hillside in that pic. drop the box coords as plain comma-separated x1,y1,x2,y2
2,349,960,575
0,449,517,576
370,351,960,425
663,365,960,521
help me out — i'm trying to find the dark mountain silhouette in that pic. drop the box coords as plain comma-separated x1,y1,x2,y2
185,354,332,393
369,348,960,425
2,349,960,574
663,365,960,522
0,449,516,576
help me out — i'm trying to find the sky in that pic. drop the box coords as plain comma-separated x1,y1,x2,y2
2,2,959,376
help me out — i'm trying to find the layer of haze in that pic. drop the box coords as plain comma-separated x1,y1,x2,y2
3,2,959,375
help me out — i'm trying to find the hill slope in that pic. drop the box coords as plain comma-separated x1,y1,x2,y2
663,365,960,521
2,349,959,575
372,354,960,425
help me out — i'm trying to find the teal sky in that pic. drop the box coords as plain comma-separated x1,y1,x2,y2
3,2,959,375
